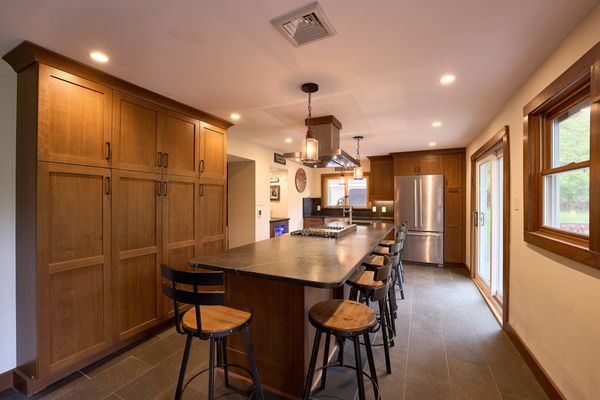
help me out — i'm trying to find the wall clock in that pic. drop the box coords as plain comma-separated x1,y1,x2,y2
295,168,307,193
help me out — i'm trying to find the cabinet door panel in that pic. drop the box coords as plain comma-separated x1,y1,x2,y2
163,112,199,177
443,153,465,187
112,170,162,340
38,65,111,167
393,155,417,175
113,92,164,173
162,176,199,317
368,156,393,200
417,155,442,174
200,123,227,180
444,188,464,263
38,163,112,374
200,182,226,255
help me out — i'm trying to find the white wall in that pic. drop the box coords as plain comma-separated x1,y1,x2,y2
465,5,600,399
227,135,316,241
227,160,256,248
0,61,16,373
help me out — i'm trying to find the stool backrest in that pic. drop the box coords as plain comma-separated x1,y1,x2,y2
161,264,225,336
370,255,392,302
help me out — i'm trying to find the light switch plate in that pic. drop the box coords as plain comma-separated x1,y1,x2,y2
372,206,377,212
317,205,321,211
382,206,387,213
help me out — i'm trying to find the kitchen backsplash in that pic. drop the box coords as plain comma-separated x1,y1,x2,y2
302,197,394,219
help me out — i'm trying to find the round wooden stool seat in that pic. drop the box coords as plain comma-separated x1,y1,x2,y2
309,299,376,335
182,305,251,334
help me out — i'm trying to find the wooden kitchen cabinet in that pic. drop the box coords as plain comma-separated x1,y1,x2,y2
111,170,163,341
162,175,200,317
37,162,112,376
163,111,200,177
200,123,227,180
38,65,112,168
5,42,232,394
368,155,394,200
200,181,227,255
112,91,164,174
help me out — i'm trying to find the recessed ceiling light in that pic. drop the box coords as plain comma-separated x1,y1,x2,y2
230,113,241,120
90,51,109,63
440,74,456,85
432,121,442,127
429,142,437,147
285,138,293,143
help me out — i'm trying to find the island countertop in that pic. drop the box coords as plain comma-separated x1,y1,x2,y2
189,221,394,288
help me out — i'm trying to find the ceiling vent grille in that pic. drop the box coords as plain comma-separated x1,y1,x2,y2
272,2,336,47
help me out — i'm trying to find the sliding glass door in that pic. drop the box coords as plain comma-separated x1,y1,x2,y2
475,150,504,311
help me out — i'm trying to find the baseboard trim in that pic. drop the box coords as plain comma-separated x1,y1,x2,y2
504,323,566,400
0,369,14,392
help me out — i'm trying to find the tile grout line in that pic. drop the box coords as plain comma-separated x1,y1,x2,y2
401,265,413,400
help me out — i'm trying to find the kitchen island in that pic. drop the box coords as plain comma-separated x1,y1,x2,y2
189,222,394,398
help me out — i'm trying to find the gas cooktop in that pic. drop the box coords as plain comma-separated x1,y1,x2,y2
290,223,357,239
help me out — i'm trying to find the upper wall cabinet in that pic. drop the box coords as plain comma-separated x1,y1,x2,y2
368,155,394,200
112,91,164,173
200,123,227,180
38,65,112,168
163,111,200,177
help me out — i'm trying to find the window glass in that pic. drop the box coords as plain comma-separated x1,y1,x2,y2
347,178,367,207
326,177,345,206
551,99,591,167
543,167,589,235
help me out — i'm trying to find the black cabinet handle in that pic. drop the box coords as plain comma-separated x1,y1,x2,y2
156,181,162,196
200,159,205,172
105,142,111,161
199,184,204,197
105,177,111,195
163,182,168,196
158,152,163,167
164,153,168,168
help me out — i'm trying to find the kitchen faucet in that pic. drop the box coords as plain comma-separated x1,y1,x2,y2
337,195,353,225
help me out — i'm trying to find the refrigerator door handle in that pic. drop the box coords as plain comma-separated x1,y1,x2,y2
419,178,423,228
413,179,418,227
408,231,441,237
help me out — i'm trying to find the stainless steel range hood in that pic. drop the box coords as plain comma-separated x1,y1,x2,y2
284,115,360,168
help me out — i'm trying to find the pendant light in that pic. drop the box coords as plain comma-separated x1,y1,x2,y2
353,136,364,180
301,83,319,163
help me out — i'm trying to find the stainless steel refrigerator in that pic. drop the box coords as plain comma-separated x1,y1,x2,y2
394,175,444,265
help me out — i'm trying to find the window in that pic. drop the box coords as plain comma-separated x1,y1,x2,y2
542,97,590,236
523,40,600,269
322,173,370,208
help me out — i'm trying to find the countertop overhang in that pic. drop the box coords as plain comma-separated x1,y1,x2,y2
190,222,394,288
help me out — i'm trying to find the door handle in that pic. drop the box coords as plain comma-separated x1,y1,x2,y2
419,178,423,228
199,184,204,197
156,181,162,196
413,179,418,227
158,152,163,167
164,153,168,168
480,212,485,227
105,142,111,161
105,177,111,195
200,159,205,173
162,182,168,196
474,211,478,227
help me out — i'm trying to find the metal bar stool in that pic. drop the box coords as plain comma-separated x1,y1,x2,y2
304,278,392,400
345,255,394,374
161,264,264,400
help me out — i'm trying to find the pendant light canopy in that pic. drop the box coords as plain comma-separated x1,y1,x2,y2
353,136,364,180
301,83,319,163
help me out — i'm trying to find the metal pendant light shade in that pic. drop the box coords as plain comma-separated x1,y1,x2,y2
353,136,364,180
301,83,319,163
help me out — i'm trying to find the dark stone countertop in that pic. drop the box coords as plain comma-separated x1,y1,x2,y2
190,222,394,288
304,214,394,221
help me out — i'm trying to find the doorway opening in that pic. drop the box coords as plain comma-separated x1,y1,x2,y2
227,155,256,249
470,126,510,326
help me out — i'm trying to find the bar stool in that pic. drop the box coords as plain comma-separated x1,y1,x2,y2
345,255,394,374
161,264,264,400
304,288,391,399
372,240,405,300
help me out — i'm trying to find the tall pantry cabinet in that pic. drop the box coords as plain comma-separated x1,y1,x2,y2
4,42,231,394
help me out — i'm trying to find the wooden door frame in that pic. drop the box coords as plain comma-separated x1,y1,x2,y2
470,126,510,326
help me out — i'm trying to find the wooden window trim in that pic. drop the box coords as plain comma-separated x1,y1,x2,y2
321,172,371,209
523,40,600,270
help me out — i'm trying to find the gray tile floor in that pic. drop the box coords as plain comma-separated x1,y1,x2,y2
0,264,547,400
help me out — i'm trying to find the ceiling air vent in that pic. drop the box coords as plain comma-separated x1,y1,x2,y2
271,2,336,47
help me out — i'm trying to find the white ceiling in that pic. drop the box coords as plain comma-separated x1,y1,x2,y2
1,0,598,156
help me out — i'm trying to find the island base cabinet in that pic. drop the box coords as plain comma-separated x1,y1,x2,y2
224,274,333,398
